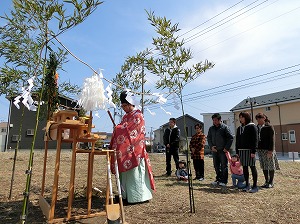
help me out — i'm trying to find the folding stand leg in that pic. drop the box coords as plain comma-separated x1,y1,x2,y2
67,130,78,219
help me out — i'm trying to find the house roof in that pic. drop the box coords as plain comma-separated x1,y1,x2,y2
231,87,300,111
5,93,77,103
201,112,233,116
0,122,8,128
94,131,112,137
160,114,203,128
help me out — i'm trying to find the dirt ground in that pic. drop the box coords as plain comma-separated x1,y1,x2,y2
0,150,299,224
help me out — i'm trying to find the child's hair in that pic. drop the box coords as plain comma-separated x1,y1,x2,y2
178,160,186,168
231,154,240,160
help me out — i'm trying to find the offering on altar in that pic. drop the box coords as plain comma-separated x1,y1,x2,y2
52,110,78,122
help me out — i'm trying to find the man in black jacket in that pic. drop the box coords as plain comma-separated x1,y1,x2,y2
163,118,180,176
207,113,233,186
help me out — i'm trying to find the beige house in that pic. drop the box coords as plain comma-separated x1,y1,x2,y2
231,87,300,155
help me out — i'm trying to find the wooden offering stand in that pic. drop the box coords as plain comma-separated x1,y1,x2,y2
39,110,112,223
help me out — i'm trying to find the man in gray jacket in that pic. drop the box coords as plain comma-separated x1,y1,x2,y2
207,113,234,186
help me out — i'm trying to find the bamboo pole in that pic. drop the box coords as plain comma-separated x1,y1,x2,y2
9,105,25,199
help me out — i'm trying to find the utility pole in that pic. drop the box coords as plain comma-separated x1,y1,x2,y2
150,127,153,153
141,64,144,114
245,96,256,121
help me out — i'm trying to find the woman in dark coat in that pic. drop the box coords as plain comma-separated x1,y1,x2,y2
189,123,206,181
255,113,280,188
236,112,259,193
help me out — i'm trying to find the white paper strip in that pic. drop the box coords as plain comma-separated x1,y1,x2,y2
160,106,171,115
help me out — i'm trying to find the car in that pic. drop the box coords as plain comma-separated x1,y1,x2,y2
157,147,166,153
102,143,110,148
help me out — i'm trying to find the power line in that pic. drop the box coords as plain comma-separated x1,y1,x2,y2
188,0,279,48
183,69,300,102
150,0,266,58
186,63,300,96
184,0,269,43
148,0,274,71
179,0,246,38
193,4,300,55
147,63,300,109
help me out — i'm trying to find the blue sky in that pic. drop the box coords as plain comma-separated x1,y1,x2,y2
1,0,300,135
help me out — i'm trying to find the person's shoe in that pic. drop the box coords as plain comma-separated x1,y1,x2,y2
126,199,150,206
266,183,274,188
249,186,259,193
114,196,129,205
114,195,120,203
261,182,269,188
231,184,240,189
180,176,188,181
199,178,204,181
164,172,172,176
211,181,219,186
219,182,227,187
242,185,251,192
238,183,246,189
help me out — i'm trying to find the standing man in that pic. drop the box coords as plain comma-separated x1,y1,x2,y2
163,118,180,176
207,113,234,186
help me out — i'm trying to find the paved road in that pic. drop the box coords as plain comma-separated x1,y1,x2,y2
276,154,300,162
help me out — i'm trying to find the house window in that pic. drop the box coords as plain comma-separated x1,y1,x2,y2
1,128,6,133
265,107,271,111
289,130,296,144
12,135,21,142
281,133,288,140
27,129,34,136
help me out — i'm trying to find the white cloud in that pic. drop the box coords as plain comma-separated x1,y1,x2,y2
177,1,300,87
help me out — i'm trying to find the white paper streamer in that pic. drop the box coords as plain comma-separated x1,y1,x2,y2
78,71,111,111
13,77,37,111
27,77,34,91
152,92,167,104
146,107,156,116
171,93,180,110
160,106,171,115
105,84,116,108
124,89,140,108
13,96,21,109
94,111,100,118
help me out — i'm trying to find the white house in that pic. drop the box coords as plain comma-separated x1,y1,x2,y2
0,122,8,152
200,112,235,150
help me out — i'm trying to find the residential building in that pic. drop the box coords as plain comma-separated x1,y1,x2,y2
153,114,204,151
4,95,79,151
231,87,300,155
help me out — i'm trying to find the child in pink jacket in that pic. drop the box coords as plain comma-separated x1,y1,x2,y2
225,151,245,189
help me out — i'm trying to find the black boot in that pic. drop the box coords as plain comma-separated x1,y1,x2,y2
268,170,275,188
261,170,269,188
